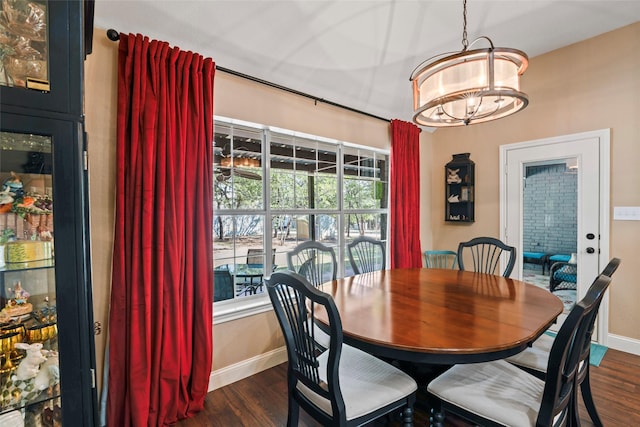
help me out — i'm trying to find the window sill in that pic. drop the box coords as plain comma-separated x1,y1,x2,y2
213,295,272,324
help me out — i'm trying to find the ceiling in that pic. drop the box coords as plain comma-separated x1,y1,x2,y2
94,1,640,128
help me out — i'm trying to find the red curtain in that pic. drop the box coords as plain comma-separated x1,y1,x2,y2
390,119,423,268
107,33,214,427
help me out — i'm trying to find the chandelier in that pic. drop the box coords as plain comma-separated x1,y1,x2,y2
410,0,529,127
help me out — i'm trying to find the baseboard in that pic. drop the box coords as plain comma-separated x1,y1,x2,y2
206,334,640,391
607,333,640,356
208,346,287,391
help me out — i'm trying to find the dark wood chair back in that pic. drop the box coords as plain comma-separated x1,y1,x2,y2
346,236,385,275
601,257,621,278
267,271,342,422
537,274,612,425
424,250,458,269
569,258,620,424
457,236,516,277
287,241,337,287
266,270,416,426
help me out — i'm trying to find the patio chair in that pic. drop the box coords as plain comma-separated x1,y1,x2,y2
457,236,516,277
506,257,621,427
549,261,577,292
266,271,417,427
346,236,385,274
241,248,276,293
213,269,234,302
246,247,276,266
424,250,458,269
428,273,612,427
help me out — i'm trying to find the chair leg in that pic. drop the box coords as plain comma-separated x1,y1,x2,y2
581,367,604,427
400,405,414,427
286,397,299,427
429,402,445,427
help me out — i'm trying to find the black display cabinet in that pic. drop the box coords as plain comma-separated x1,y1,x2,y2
445,153,475,223
0,1,98,426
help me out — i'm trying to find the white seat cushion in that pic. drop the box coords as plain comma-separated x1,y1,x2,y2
505,333,554,372
428,360,545,426
297,344,417,421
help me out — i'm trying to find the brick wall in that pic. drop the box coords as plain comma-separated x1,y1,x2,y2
523,163,577,255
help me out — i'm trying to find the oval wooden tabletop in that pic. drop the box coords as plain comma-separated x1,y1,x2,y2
317,268,564,364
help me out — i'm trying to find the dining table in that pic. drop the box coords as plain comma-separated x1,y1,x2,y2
316,268,564,365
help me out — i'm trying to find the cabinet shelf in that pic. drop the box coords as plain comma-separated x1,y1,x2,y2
0,386,61,418
0,259,55,273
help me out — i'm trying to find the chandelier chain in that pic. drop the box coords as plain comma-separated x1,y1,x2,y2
461,0,468,50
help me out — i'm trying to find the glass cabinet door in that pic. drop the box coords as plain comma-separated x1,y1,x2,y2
0,0,95,423
0,112,97,427
0,0,84,117
0,0,50,91
0,130,60,425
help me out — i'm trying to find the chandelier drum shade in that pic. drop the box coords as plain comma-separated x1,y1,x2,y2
410,1,529,127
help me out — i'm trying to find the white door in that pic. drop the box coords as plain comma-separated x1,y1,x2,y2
500,130,610,340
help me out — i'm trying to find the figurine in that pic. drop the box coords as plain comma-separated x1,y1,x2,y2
0,188,14,205
12,343,46,381
34,350,59,390
1,281,33,318
12,281,30,304
447,168,462,184
1,171,24,197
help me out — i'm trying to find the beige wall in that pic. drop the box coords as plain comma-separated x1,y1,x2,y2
428,22,640,342
85,34,117,393
85,22,640,393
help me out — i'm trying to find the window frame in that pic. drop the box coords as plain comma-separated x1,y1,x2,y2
213,116,389,324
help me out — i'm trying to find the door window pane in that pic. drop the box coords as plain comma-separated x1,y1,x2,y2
522,160,577,312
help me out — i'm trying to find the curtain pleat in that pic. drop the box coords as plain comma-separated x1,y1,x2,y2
390,119,423,268
107,33,214,427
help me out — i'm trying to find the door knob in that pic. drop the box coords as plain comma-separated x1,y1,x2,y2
586,233,595,240
586,247,595,254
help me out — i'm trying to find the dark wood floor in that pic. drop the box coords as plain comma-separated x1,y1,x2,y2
175,348,640,426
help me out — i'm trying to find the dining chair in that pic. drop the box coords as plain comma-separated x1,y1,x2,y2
423,250,458,269
427,273,612,427
287,241,337,287
266,271,417,427
457,236,516,277
287,241,338,349
506,257,621,427
346,236,386,275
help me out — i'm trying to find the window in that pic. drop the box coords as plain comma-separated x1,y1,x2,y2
213,117,388,320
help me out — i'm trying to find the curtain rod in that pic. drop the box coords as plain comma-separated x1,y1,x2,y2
106,29,391,124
